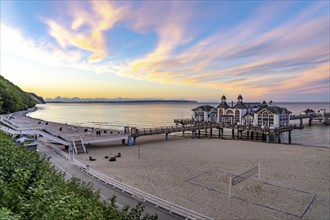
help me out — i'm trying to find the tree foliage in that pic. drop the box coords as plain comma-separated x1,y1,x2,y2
0,131,157,220
0,75,36,114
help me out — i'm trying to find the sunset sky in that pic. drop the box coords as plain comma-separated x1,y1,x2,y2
1,1,329,102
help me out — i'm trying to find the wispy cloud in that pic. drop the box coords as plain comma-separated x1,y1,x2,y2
1,1,329,100
43,1,126,63
112,2,329,99
1,23,63,66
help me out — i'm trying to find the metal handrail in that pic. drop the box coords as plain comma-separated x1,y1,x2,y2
80,138,87,154
0,115,19,129
47,144,213,220
72,139,78,154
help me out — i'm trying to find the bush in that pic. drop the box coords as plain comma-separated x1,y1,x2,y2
0,131,157,220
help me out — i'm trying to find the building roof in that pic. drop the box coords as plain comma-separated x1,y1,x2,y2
256,106,291,114
233,102,248,109
244,102,261,109
237,94,243,100
303,108,315,113
15,136,34,143
192,105,217,112
221,95,226,100
261,100,267,106
217,101,230,109
25,141,38,147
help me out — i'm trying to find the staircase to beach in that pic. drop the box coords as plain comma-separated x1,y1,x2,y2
73,139,86,154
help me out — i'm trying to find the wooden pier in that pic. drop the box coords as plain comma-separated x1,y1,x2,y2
128,119,301,145
290,113,330,126
0,112,315,155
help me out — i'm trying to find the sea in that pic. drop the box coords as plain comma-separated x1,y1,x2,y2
28,102,330,148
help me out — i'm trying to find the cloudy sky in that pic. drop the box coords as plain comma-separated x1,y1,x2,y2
1,1,329,102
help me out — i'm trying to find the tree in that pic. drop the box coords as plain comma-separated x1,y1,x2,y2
0,75,37,114
0,131,157,220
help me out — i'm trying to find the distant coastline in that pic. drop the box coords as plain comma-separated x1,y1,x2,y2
45,100,197,104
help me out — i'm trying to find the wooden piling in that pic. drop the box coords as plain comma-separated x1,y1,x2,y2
288,130,292,144
277,133,281,143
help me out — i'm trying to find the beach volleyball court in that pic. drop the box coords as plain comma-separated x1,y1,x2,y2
186,168,316,218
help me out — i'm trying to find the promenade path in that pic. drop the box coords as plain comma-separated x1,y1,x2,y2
38,144,180,220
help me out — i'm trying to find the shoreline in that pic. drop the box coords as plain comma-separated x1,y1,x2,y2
6,107,328,149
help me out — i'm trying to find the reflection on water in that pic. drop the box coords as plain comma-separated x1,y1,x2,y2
29,103,195,129
29,102,329,148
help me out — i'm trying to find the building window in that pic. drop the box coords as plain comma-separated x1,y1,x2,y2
269,115,274,127
279,114,288,127
257,110,274,127
262,112,269,126
210,113,216,122
258,115,262,126
246,117,253,124
219,109,223,116
235,110,240,123
226,110,233,115
196,112,204,122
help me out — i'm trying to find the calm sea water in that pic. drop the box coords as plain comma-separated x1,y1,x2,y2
28,102,329,148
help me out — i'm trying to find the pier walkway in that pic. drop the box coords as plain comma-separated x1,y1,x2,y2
290,113,330,126
129,119,297,145
1,113,301,153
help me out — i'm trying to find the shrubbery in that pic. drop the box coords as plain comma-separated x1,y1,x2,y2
0,75,36,114
0,131,157,219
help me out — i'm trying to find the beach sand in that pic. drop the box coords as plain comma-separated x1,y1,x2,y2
9,108,122,141
8,109,330,219
75,135,329,219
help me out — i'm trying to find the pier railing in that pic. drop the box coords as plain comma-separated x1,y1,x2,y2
135,121,296,137
174,118,195,125
46,143,213,220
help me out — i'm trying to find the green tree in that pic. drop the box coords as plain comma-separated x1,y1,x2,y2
0,131,157,220
0,75,37,114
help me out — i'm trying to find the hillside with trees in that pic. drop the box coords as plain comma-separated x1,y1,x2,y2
0,131,157,219
0,75,37,114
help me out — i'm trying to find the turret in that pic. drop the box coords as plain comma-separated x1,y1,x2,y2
237,94,243,103
221,95,226,103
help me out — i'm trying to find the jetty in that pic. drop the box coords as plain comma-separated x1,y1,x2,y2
290,113,330,126
0,109,321,155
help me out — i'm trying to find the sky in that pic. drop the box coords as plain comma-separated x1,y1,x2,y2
0,1,329,102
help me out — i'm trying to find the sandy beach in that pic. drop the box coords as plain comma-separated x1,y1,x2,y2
73,136,329,219
9,108,123,142
8,109,330,219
